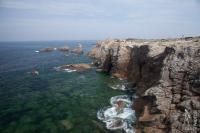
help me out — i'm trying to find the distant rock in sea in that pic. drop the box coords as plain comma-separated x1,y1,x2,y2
28,69,39,76
39,47,55,52
36,45,83,55
57,46,69,52
71,44,84,54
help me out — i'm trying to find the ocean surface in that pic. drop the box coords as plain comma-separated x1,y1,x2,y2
0,40,133,133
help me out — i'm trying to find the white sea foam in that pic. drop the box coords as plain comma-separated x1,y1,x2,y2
110,95,132,107
54,67,76,73
35,50,39,53
109,84,126,90
105,118,124,130
97,95,136,133
63,69,76,72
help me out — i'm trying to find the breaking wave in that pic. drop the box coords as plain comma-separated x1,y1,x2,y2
109,84,126,90
97,95,136,133
54,67,76,73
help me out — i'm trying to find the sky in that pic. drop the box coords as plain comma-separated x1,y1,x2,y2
0,0,200,41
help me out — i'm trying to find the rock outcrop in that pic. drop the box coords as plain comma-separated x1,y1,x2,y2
71,44,84,54
55,63,91,72
88,37,200,133
39,47,55,52
57,46,70,52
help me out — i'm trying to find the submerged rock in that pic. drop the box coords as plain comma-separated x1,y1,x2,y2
60,120,73,130
55,63,91,72
92,120,107,132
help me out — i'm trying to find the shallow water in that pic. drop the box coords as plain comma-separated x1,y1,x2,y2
0,41,127,133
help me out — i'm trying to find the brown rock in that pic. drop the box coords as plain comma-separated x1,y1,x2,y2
57,46,69,52
139,106,156,122
55,63,91,72
170,104,176,110
39,47,55,52
71,44,83,54
89,36,200,132
112,72,127,79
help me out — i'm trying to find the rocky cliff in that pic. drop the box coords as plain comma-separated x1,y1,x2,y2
88,37,200,133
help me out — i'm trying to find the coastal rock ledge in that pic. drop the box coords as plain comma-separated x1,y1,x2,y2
88,37,200,133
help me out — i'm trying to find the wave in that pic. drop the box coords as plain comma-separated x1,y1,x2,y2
97,95,136,133
63,69,76,72
109,84,126,90
54,67,76,73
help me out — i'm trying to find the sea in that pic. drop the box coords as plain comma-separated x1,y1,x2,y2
0,40,135,133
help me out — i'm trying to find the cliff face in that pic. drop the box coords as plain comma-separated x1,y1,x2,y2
88,37,200,133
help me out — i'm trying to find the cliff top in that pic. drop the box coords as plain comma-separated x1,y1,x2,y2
94,36,200,57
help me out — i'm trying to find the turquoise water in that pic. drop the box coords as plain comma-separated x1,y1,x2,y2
0,41,126,133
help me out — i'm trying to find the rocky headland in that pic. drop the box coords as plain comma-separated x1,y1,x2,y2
88,37,200,133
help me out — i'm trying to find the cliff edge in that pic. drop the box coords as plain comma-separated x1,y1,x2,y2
88,37,200,133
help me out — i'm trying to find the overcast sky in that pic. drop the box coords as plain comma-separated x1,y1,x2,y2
0,0,200,41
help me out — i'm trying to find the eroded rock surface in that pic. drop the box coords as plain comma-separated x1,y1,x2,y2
88,37,200,133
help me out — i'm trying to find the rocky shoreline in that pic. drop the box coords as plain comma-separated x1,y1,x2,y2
88,37,200,133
